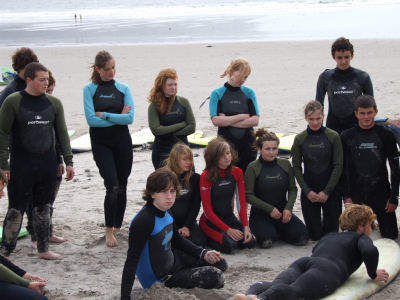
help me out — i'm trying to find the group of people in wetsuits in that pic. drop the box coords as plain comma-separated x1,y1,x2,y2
0,36,399,299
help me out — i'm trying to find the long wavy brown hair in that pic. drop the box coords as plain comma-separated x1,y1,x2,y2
165,143,193,189
204,137,238,183
148,68,178,114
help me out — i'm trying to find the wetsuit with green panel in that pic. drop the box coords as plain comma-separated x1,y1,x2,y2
291,126,343,240
245,157,308,246
0,91,72,254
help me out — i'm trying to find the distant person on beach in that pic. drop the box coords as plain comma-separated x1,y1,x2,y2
26,70,68,248
121,168,227,300
245,129,308,249
233,204,389,300
291,101,343,241
165,143,206,246
83,50,134,247
148,68,195,169
0,170,48,300
0,62,74,260
209,57,260,173
341,95,399,239
0,47,39,108
199,137,255,254
316,37,373,134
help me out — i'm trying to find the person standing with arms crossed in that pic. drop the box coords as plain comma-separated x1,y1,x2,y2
316,37,373,134
0,62,74,260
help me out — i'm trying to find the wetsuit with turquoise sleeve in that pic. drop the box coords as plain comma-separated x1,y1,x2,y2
210,83,260,172
291,126,343,240
199,167,255,254
121,203,226,300
245,157,308,246
148,96,195,169
0,91,72,255
84,79,134,229
316,67,373,134
341,124,400,239
0,76,26,108
170,172,206,246
245,231,378,300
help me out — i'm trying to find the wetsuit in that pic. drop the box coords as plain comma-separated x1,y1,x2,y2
0,91,73,254
121,203,227,300
209,83,260,173
245,231,378,300
316,67,373,134
148,96,195,169
291,126,343,240
84,80,134,229
245,157,308,246
0,76,26,108
341,124,400,239
199,167,255,253
170,172,205,246
0,254,47,300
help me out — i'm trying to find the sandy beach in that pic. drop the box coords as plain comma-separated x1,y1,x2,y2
0,39,400,299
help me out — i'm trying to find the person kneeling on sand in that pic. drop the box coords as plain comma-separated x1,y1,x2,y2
121,168,227,300
0,170,48,300
233,204,388,300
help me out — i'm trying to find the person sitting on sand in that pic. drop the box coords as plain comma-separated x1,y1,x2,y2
165,143,206,246
233,204,389,300
83,50,134,247
26,70,68,249
148,68,196,169
245,129,308,249
209,57,259,173
199,137,255,254
121,168,227,300
0,171,48,300
0,62,74,260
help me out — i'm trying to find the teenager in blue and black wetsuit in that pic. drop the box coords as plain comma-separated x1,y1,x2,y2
165,143,205,247
316,37,373,134
245,129,308,249
291,101,343,241
233,204,389,300
84,51,134,247
148,68,195,169
341,95,400,240
121,168,227,300
209,58,260,173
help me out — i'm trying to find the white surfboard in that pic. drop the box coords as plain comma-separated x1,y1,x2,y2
71,133,91,153
322,238,400,300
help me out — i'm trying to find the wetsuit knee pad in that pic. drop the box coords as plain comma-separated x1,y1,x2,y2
193,266,225,289
1,208,24,251
246,281,273,296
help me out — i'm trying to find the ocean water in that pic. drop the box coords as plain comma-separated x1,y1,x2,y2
0,0,399,46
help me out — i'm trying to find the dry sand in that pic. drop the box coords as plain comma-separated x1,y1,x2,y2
0,39,399,299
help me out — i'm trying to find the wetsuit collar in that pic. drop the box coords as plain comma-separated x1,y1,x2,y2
218,168,229,177
335,66,353,74
258,156,277,167
20,90,45,99
224,82,241,91
307,125,326,135
356,124,377,132
147,202,166,218
99,79,115,86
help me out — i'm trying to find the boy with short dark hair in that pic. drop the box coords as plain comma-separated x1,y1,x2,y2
341,95,400,239
316,37,373,134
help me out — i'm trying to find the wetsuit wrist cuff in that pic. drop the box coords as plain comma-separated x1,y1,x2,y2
200,249,207,260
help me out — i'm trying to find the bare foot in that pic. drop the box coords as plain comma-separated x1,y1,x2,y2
38,251,63,260
31,242,37,249
113,227,120,232
49,235,68,244
106,228,118,247
233,294,246,300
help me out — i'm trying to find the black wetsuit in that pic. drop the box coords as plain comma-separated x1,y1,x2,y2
84,80,134,229
341,124,400,239
0,76,26,108
316,67,373,134
170,172,205,246
148,96,195,169
291,126,343,240
246,231,378,300
121,203,226,300
209,83,260,173
245,157,308,246
0,91,73,254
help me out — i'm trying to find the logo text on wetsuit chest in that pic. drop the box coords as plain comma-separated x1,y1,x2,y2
308,142,325,149
27,115,50,125
218,180,231,187
99,93,114,99
357,143,378,150
333,86,354,95
264,174,282,180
